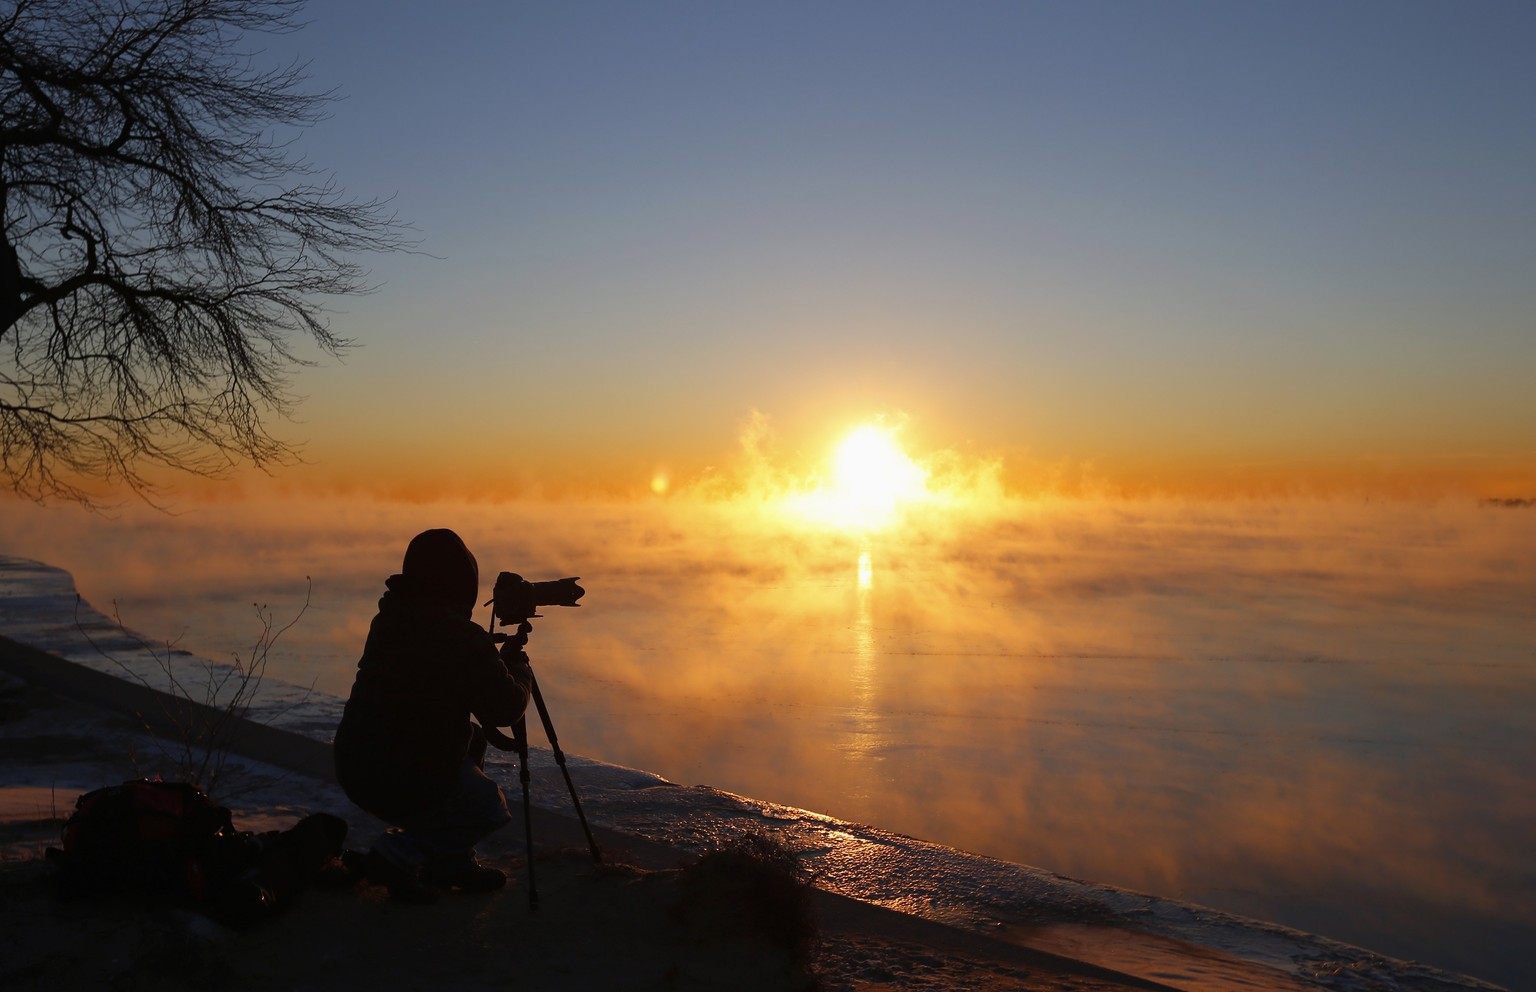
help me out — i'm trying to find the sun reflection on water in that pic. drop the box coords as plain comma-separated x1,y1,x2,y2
842,546,884,800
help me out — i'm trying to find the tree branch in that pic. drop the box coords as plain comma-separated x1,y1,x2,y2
1,0,414,505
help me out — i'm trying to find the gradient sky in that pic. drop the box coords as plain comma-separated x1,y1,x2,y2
241,1,1535,498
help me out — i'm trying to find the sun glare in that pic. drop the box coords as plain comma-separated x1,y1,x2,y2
834,424,927,506
785,422,930,531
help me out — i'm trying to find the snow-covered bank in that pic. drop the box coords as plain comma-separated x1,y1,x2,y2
0,555,1505,991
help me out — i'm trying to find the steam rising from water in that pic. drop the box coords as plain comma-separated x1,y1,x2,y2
2,484,1532,980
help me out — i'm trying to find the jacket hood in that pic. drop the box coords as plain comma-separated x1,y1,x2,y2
395,528,480,618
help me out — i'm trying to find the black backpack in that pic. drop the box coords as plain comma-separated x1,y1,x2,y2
49,779,347,925
52,779,237,898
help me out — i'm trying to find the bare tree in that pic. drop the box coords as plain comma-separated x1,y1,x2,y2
0,0,411,503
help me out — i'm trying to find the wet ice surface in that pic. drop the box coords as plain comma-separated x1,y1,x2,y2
0,556,1504,991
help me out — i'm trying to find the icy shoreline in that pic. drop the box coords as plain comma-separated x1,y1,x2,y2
0,555,1503,991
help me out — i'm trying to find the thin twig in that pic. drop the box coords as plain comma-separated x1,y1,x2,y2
72,578,312,799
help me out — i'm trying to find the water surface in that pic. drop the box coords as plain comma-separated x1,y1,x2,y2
5,496,1531,986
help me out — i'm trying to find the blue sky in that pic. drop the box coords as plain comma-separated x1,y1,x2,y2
253,1,1536,495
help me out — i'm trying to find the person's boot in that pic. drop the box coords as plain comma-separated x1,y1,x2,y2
361,850,440,904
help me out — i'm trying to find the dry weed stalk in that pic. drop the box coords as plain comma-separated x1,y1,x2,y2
75,581,312,799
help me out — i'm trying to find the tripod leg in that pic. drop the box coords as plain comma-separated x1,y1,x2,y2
514,715,539,910
528,673,603,864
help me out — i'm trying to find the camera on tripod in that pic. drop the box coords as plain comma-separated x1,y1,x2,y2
478,569,602,904
488,571,584,625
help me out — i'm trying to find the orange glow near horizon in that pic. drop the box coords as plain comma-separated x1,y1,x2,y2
28,402,1536,510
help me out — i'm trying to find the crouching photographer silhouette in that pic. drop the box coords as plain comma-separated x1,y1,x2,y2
333,529,597,908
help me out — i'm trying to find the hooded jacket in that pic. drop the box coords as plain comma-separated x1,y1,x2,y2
333,530,529,820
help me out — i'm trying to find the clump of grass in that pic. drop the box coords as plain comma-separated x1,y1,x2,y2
673,831,820,973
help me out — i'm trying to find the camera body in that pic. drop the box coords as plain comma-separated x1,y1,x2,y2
491,571,583,625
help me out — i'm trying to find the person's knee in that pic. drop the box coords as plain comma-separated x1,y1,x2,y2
459,765,511,826
468,724,488,769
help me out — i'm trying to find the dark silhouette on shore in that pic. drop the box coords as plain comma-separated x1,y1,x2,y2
334,529,531,903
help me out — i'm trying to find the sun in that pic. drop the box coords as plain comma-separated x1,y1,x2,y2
834,425,926,504
824,423,929,529
773,419,934,531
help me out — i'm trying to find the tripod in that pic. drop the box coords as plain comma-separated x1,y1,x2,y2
484,619,602,910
